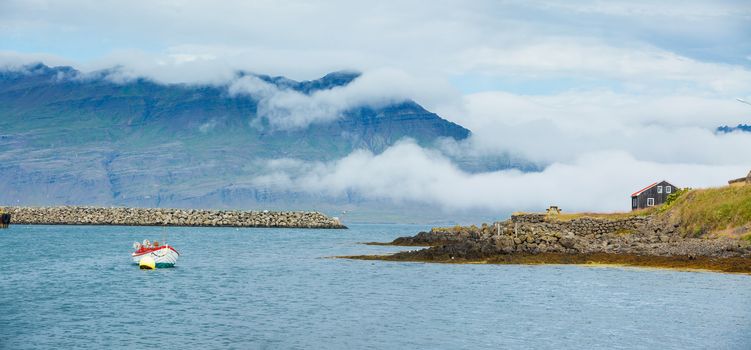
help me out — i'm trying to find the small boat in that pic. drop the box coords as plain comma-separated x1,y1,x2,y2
131,239,180,268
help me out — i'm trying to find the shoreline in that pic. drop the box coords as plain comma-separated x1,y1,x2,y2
361,241,433,246
340,252,751,274
1,206,347,229
345,211,751,274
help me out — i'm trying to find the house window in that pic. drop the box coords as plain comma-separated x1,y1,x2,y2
632,198,637,207
647,198,655,206
657,186,663,193
666,186,672,193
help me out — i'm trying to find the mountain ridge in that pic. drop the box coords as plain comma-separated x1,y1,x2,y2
717,124,751,133
0,63,480,219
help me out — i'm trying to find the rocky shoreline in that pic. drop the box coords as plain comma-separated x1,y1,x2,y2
1,206,346,229
348,213,751,273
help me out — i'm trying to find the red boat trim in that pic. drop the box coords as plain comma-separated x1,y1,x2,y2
132,245,180,257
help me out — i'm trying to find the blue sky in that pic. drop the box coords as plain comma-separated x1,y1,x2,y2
1,0,751,211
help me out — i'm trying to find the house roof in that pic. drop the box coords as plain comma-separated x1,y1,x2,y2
631,180,678,197
728,170,751,184
631,182,658,197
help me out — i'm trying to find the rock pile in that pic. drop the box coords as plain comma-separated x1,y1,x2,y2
1,206,346,229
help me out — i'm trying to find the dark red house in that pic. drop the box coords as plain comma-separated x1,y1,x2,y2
631,180,677,210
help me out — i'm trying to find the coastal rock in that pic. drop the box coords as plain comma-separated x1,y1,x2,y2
559,235,577,249
382,213,751,261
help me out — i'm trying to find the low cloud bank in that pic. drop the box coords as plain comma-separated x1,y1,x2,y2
437,91,751,166
243,87,751,212
251,141,747,213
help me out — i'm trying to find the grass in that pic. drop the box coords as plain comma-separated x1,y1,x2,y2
553,209,656,221
614,228,636,235
515,185,751,238
659,185,751,238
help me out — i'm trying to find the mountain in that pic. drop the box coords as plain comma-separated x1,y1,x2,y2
717,124,751,133
0,63,481,219
253,70,362,94
0,64,469,159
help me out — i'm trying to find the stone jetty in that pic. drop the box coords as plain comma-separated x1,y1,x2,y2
1,206,346,229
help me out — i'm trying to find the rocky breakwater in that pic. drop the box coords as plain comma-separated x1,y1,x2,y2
1,206,346,229
349,213,751,273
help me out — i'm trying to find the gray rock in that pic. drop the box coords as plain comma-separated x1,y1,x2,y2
559,235,577,249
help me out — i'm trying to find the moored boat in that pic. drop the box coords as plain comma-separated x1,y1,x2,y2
132,240,180,268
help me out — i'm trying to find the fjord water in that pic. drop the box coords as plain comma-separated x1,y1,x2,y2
1,225,750,349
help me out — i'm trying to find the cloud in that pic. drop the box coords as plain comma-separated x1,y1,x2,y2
536,1,745,19
0,50,74,70
244,84,751,212
198,119,217,134
456,40,751,95
251,140,747,213
228,68,459,129
230,75,350,129
436,90,751,165
2,1,749,91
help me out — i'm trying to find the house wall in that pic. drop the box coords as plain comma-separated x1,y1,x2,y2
632,181,676,210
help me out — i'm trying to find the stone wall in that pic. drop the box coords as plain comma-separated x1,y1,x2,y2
1,206,346,229
510,214,649,236
500,214,653,254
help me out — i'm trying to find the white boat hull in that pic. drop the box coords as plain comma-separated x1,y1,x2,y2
132,246,179,267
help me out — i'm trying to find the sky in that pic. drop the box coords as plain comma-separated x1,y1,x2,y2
1,0,750,213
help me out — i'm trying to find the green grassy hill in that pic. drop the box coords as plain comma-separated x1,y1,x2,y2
549,185,751,240
658,185,751,240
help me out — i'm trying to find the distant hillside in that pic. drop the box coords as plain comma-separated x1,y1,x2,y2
0,63,491,218
717,124,751,133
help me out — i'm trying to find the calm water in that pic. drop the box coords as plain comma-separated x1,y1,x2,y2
1,224,750,349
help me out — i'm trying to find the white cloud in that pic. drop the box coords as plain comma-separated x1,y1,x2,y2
242,84,751,211
228,68,459,129
2,1,748,93
537,1,744,18
198,119,217,134
251,140,747,213
0,50,74,70
456,40,751,94
435,90,751,165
